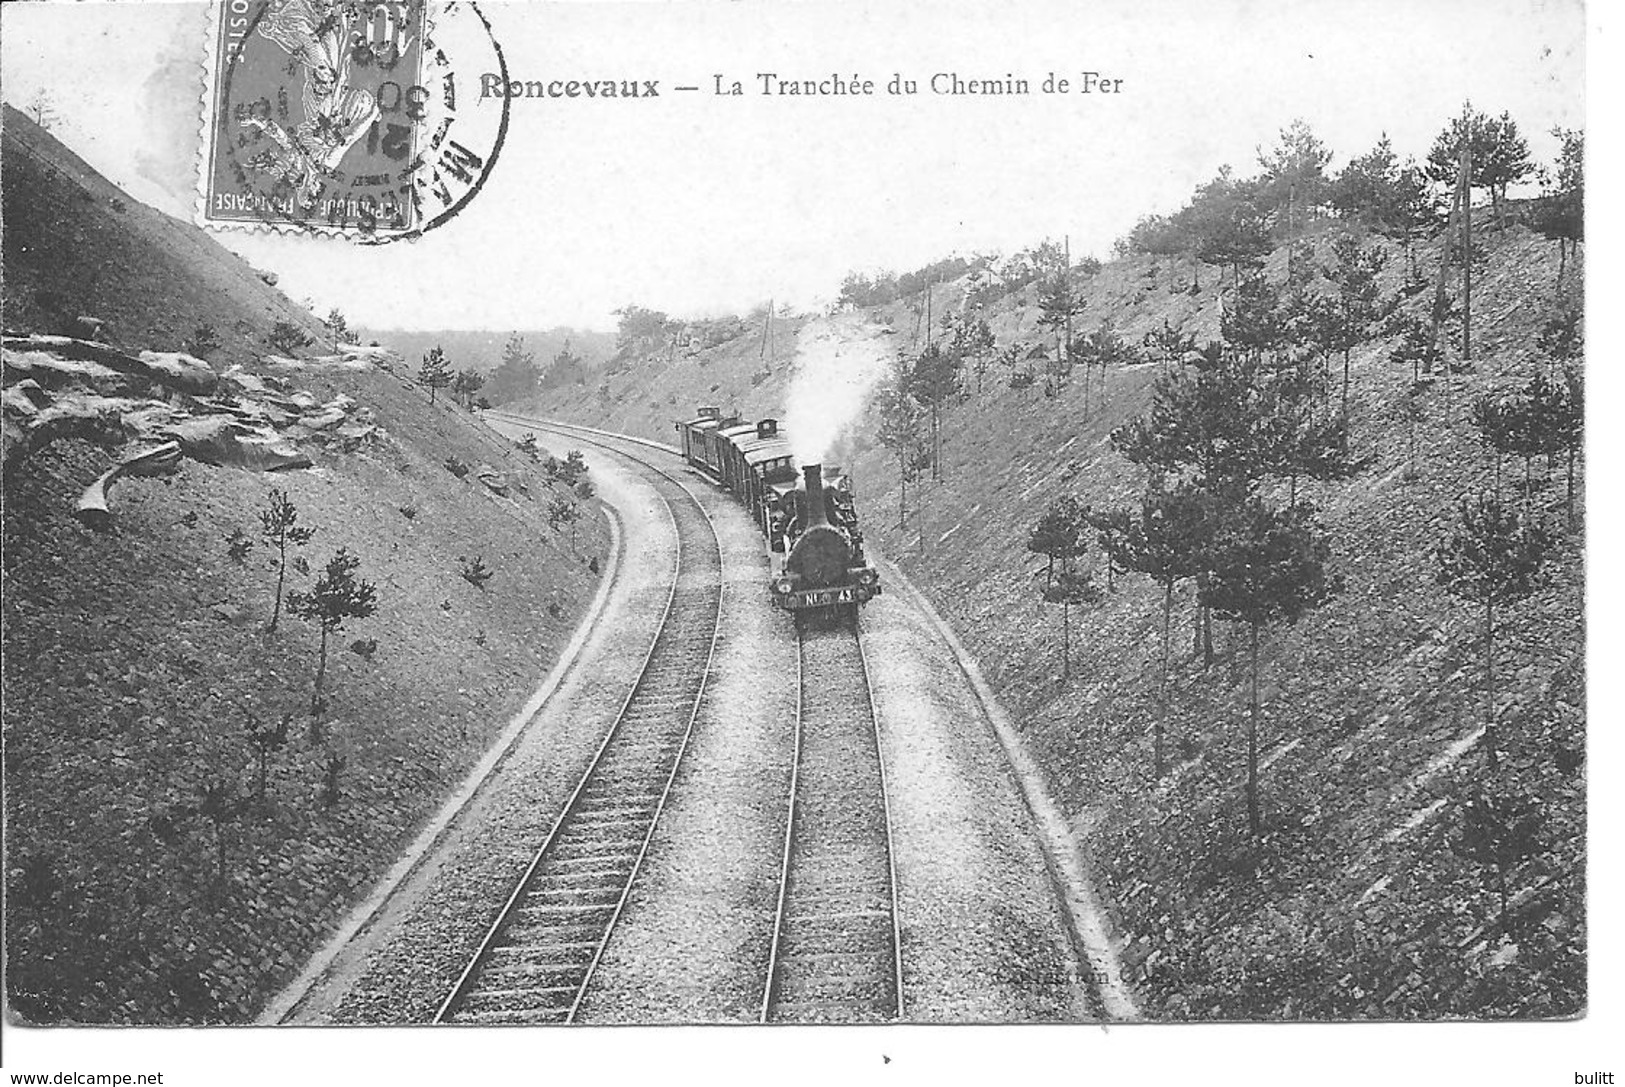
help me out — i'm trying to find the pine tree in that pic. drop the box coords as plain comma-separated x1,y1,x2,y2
1028,496,1094,681
1318,232,1391,415
1435,494,1552,767
288,549,379,715
260,488,316,632
324,308,349,353
419,346,453,404
1102,482,1215,775
452,369,486,408
1452,792,1544,933
548,496,582,555
1531,128,1584,286
1036,273,1085,397
484,333,541,406
908,341,962,480
1202,501,1341,837
1427,104,1534,231
1552,367,1583,530
875,367,929,528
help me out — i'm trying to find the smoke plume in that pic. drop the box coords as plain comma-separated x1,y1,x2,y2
784,316,891,466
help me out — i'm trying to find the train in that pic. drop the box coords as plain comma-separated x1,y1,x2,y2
675,406,881,623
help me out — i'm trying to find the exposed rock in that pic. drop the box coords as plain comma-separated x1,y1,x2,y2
474,464,510,495
136,351,218,395
76,442,183,528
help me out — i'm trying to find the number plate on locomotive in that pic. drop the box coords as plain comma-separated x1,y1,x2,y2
787,586,858,607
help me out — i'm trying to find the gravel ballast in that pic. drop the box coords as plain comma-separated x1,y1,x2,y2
577,466,797,1023
285,423,1102,1023
284,440,679,1023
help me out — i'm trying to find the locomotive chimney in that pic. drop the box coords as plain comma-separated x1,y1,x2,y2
802,464,830,528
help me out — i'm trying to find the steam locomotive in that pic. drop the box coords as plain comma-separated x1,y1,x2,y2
675,406,881,623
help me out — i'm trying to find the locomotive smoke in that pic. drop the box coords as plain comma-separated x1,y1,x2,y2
784,316,891,466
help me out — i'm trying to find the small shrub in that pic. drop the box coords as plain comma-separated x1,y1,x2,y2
349,638,377,659
186,323,222,357
547,602,562,618
588,557,600,575
224,527,253,564
268,320,313,354
473,629,487,647
459,554,495,590
398,504,417,520
246,710,293,806
321,753,347,807
443,456,470,478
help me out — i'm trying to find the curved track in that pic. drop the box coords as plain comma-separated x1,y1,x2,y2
434,447,723,1025
762,623,904,1023
486,415,906,1024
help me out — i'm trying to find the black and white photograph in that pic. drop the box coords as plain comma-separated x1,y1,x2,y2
0,0,1611,1082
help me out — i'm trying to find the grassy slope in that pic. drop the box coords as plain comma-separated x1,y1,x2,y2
532,225,1585,1019
3,110,610,1022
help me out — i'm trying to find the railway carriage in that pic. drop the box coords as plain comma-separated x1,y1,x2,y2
675,407,880,622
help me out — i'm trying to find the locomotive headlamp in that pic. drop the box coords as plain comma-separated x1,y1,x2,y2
773,575,794,594
858,568,879,586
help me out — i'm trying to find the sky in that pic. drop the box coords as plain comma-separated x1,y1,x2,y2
0,0,1587,332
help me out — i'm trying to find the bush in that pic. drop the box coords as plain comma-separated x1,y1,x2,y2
186,323,221,357
458,555,494,590
268,320,312,353
443,457,470,479
224,527,253,564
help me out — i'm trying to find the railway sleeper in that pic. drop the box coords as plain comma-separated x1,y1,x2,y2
452,1005,572,1026
551,828,654,847
460,983,579,1009
780,929,892,957
787,908,891,925
784,885,888,911
772,999,892,1023
778,979,890,1007
558,816,650,837
533,851,633,870
487,938,602,959
514,892,618,912
502,919,614,944
476,963,584,990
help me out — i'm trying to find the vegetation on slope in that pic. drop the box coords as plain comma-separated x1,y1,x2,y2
3,108,610,1022
527,109,1585,1019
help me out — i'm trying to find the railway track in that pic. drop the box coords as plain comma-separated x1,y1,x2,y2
763,623,903,1023
489,414,906,1022
434,458,723,1025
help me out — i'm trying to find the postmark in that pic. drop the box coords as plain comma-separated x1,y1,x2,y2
198,0,509,242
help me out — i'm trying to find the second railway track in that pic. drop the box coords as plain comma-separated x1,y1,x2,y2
434,453,723,1025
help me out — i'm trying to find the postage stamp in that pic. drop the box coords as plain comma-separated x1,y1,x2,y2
198,0,509,241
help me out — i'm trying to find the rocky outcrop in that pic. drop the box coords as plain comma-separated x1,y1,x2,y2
3,334,393,518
